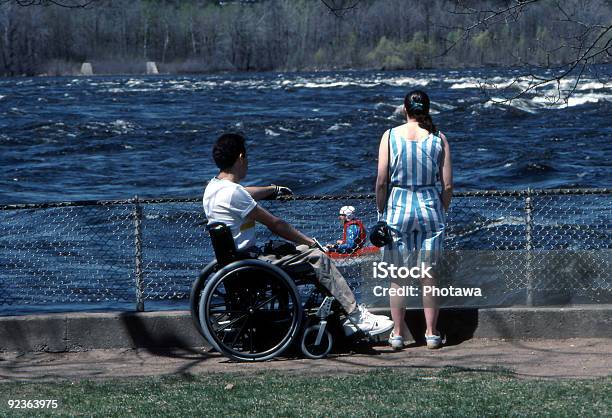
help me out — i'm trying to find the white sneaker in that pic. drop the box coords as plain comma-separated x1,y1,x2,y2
343,304,394,337
388,330,411,350
425,333,444,349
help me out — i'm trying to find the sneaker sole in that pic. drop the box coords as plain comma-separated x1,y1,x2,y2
367,321,394,337
388,335,413,349
426,339,443,349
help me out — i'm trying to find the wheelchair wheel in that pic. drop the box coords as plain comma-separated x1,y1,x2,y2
199,259,302,362
189,261,218,339
300,324,333,359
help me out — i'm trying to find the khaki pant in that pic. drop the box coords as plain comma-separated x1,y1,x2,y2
258,244,357,314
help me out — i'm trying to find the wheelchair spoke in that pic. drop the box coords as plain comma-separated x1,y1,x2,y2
252,294,280,311
249,319,254,354
209,309,247,314
212,312,249,333
228,316,250,349
209,310,247,326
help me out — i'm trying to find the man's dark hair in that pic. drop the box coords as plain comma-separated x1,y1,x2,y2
213,133,246,170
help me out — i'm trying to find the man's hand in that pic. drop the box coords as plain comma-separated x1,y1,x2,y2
272,185,293,198
252,185,293,200
309,238,328,252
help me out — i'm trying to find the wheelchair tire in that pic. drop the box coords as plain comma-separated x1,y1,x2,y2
300,324,333,359
189,261,218,339
198,259,303,362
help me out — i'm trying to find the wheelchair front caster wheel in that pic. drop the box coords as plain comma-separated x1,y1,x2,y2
300,324,333,359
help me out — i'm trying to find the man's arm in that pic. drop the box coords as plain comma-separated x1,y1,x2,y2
247,205,314,246
245,185,293,201
245,186,276,201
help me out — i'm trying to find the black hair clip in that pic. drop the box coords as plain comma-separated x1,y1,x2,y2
410,102,424,110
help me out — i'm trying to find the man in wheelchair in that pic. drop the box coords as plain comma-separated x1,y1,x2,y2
202,133,393,338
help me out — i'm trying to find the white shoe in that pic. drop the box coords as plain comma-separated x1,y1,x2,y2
388,330,411,350
425,333,444,349
343,304,394,337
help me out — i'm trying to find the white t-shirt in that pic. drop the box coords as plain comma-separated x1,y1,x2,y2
202,177,257,250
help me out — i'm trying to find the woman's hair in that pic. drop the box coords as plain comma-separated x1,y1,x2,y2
404,90,437,134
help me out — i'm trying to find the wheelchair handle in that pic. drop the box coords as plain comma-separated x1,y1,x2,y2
206,222,238,266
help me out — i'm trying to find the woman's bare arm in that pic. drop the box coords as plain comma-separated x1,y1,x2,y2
375,130,390,215
438,132,453,212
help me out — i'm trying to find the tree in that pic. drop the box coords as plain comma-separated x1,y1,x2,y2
0,0,610,82
321,0,611,103
441,0,611,103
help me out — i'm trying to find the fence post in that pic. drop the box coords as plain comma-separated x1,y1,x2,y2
525,188,534,306
133,195,145,312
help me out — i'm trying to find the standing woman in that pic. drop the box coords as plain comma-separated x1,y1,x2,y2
375,90,453,350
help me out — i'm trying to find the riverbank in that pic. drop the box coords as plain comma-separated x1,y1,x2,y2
9,60,507,78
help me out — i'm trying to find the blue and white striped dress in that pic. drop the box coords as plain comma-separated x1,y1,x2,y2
383,127,446,267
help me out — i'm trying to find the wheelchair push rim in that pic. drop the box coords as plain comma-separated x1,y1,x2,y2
198,260,303,362
189,260,218,339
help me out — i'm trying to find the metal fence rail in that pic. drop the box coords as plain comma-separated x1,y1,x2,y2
0,188,610,313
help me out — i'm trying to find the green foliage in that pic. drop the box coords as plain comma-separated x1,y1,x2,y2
313,47,327,65
366,36,406,69
472,30,492,50
447,29,464,44
406,31,437,68
535,26,551,65
472,30,492,64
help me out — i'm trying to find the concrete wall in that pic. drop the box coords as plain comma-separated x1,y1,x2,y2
1,306,610,352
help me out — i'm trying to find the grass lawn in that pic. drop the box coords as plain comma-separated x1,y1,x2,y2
0,367,610,417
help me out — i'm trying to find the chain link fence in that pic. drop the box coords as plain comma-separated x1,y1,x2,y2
0,189,610,314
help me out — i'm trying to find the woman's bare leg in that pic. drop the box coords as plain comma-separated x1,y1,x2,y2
390,282,412,337
390,282,405,336
422,273,440,336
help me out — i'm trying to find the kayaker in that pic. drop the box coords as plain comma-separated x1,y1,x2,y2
327,206,367,254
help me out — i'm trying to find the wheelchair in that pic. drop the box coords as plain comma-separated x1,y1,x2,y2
190,222,358,362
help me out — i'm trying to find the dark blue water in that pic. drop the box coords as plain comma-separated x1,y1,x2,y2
1,67,611,205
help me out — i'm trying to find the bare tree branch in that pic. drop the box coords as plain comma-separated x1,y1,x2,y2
437,0,542,57
316,0,609,104
437,0,611,104
0,0,94,8
319,0,360,17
